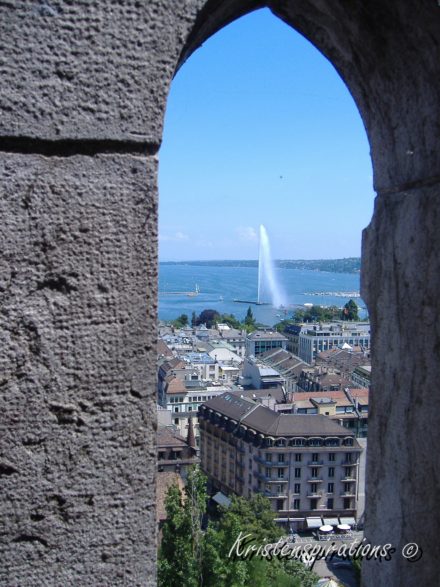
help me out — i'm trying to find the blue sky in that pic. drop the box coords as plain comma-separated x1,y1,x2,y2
158,8,375,261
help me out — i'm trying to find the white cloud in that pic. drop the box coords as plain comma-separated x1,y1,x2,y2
236,226,257,242
159,231,189,242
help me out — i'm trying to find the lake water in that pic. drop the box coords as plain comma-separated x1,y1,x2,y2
159,263,365,325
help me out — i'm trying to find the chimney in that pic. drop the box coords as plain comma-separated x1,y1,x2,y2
187,416,196,450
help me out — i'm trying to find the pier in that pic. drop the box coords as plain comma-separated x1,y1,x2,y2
233,299,270,305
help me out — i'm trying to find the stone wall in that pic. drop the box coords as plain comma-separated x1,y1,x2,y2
1,1,439,585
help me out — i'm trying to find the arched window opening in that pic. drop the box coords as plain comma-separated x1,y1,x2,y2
157,7,373,584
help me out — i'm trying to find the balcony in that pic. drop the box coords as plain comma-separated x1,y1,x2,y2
340,491,356,497
307,477,323,483
307,460,324,466
306,491,323,498
341,476,356,482
253,455,274,466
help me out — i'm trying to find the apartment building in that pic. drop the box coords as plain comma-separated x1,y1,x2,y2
298,322,370,364
351,365,372,388
199,393,362,532
245,330,288,357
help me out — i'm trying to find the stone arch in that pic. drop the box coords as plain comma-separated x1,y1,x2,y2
1,2,439,586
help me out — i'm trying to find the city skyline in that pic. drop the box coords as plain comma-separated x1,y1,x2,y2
159,8,375,261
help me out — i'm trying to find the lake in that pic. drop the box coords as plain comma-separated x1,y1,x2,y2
158,263,365,325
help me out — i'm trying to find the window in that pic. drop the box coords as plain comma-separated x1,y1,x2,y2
293,499,300,510
328,467,335,478
312,453,319,462
265,468,271,478
345,467,352,477
310,498,317,510
327,482,334,493
174,407,179,413
294,483,301,493
345,453,352,463
277,499,284,511
311,483,317,493
278,453,285,463
311,467,318,478
295,453,302,462
266,453,272,461
327,498,334,509
295,468,301,478
328,453,335,462
344,483,351,492
277,468,285,479
343,497,351,509
174,418,178,425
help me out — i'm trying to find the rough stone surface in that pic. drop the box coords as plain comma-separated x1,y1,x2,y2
0,0,204,145
0,153,157,586
361,184,440,586
1,1,440,586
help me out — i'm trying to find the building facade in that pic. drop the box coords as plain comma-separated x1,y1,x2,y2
199,393,362,531
246,330,288,357
298,323,370,364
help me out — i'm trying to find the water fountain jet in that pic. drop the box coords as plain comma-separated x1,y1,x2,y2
257,225,287,307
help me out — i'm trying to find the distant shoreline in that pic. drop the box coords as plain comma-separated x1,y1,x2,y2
159,258,361,274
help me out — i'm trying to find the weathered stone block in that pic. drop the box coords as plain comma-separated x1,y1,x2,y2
361,184,440,586
0,0,204,145
0,152,157,586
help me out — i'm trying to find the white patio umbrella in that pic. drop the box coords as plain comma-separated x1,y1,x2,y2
316,579,340,587
337,524,351,531
319,525,333,532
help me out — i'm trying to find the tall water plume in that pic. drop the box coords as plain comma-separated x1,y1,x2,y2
257,225,287,307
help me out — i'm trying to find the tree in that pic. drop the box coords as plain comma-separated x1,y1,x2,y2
191,311,197,327
159,473,318,587
219,313,242,329
341,299,359,321
202,494,317,587
244,306,256,332
171,313,189,328
158,466,207,587
196,309,221,328
292,305,340,323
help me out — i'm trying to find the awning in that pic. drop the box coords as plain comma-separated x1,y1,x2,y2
339,517,356,526
306,517,323,529
212,492,231,508
323,517,340,526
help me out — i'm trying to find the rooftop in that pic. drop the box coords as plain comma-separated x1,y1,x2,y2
202,393,359,441
247,330,288,341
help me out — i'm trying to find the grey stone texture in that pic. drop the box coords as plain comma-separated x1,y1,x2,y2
1,0,440,585
361,185,440,586
0,153,158,586
0,0,204,145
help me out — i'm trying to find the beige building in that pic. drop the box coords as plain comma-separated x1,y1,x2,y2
199,393,362,531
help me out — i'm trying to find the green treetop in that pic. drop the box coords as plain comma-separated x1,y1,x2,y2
341,299,360,321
